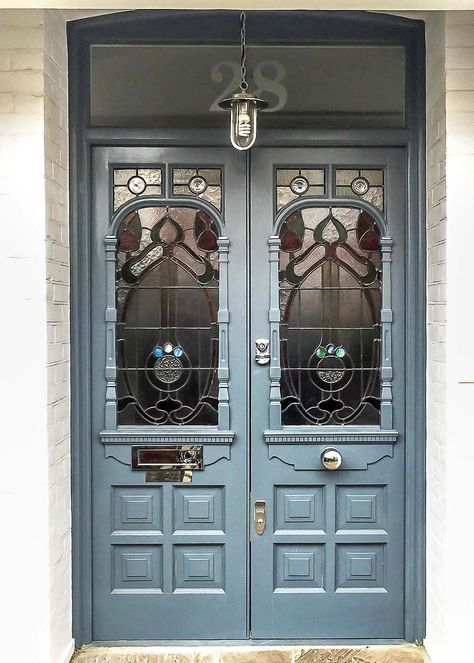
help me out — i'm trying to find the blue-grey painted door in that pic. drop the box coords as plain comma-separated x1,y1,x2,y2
90,147,249,640
89,144,407,641
250,147,406,638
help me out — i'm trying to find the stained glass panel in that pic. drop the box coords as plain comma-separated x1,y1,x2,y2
113,168,163,211
335,169,384,211
116,205,220,426
276,168,326,210
279,206,381,426
173,168,222,211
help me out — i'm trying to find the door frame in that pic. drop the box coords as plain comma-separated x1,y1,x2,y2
68,9,426,646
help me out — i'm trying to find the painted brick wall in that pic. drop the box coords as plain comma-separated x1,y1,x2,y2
0,10,52,663
43,10,73,663
443,10,474,660
0,9,74,663
424,11,448,663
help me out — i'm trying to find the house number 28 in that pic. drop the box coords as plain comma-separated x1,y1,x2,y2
210,60,288,112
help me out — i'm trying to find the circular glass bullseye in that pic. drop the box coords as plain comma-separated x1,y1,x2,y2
127,175,147,194
163,342,173,354
290,176,310,195
350,176,370,196
317,356,345,384
153,356,183,384
188,175,208,195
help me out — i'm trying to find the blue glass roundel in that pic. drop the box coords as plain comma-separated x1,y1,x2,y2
173,346,184,357
327,344,335,354
153,346,164,357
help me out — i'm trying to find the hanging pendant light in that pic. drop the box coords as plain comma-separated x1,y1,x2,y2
219,12,268,150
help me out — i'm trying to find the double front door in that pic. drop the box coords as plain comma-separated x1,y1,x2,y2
90,145,406,641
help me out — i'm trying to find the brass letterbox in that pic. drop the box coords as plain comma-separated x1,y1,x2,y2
131,445,203,482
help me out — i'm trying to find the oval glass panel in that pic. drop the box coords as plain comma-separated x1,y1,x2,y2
116,205,220,425
279,206,382,426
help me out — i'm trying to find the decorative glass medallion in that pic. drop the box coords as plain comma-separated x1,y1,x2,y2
290,176,310,195
350,176,370,196
128,175,147,195
188,175,208,194
153,355,183,384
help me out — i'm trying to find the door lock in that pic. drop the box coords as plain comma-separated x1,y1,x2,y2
254,500,266,535
254,338,270,365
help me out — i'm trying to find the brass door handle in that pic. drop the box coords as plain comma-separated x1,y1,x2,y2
254,500,266,534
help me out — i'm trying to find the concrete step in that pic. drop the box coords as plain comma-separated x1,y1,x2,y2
73,644,428,663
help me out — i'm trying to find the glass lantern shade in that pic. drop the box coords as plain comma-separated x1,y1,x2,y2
219,92,268,151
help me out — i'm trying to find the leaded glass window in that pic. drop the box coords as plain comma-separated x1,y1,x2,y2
279,206,381,426
116,205,220,425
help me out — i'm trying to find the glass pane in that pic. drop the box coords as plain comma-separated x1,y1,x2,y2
91,45,405,128
335,168,384,211
276,168,326,210
172,168,222,211
113,167,163,211
279,206,382,426
116,205,220,426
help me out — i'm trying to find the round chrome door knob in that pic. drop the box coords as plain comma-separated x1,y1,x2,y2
321,447,342,470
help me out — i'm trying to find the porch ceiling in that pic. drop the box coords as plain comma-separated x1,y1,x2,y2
0,1,473,11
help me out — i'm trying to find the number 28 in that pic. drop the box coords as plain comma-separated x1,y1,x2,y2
210,60,288,112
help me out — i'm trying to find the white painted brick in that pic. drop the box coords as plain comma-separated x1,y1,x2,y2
0,10,43,27
0,70,43,95
447,46,474,72
0,26,43,50
0,91,14,112
447,67,474,90
14,93,43,115
10,48,43,71
0,51,10,70
446,25,474,48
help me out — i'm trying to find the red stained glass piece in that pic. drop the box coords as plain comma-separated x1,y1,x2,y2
359,230,380,251
281,229,303,252
197,229,218,252
118,229,139,252
287,211,299,226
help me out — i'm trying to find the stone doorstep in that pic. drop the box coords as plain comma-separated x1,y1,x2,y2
73,644,429,663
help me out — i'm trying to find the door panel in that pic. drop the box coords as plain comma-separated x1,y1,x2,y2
250,148,406,638
89,145,407,641
90,147,248,640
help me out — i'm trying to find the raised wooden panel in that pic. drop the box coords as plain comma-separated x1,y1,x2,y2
336,544,386,592
173,486,225,532
112,486,162,532
274,485,325,531
336,485,386,531
173,545,225,592
274,544,325,591
112,545,163,593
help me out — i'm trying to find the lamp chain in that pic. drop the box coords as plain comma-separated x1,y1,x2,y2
240,11,248,92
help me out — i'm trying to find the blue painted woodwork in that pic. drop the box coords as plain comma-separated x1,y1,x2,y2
68,10,426,646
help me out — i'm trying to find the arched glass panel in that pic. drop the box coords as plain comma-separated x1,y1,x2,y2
116,205,220,425
279,206,382,426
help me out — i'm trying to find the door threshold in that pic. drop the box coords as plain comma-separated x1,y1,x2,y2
74,643,428,662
